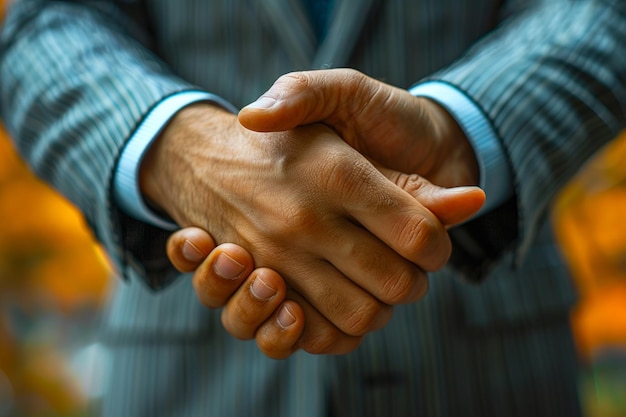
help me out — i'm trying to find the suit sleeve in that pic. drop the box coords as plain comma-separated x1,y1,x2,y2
431,0,626,280
0,0,196,288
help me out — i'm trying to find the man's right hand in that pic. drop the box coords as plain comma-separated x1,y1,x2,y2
143,103,484,354
166,227,305,359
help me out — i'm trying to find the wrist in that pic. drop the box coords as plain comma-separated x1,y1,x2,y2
139,103,235,222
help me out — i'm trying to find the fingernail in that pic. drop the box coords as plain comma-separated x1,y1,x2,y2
244,96,277,110
213,253,245,280
182,240,205,263
250,276,277,300
441,186,480,194
277,305,296,328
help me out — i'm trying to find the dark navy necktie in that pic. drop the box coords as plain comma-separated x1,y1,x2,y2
303,0,335,42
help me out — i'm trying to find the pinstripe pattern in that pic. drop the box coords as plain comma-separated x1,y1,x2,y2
2,0,625,415
435,0,626,260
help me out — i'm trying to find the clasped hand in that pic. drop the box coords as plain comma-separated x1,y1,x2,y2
146,69,485,359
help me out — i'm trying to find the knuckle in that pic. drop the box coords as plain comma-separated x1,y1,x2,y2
250,203,319,248
341,298,387,336
395,214,450,269
406,215,438,250
320,153,382,203
380,267,420,304
279,71,311,93
318,147,353,179
397,173,429,196
300,327,343,355
283,203,319,231
339,68,366,90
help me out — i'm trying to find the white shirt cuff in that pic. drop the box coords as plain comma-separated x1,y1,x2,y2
114,91,238,230
409,81,513,216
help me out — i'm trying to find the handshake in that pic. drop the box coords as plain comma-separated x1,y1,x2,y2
142,69,485,359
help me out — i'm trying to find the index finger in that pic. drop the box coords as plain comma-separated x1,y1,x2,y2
338,157,452,271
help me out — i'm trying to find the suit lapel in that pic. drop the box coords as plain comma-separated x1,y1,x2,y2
256,0,317,69
258,0,379,70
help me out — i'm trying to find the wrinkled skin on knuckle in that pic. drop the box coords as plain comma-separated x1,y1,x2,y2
341,298,390,336
395,173,430,196
280,71,311,93
285,71,332,119
243,237,296,278
316,147,356,189
379,265,421,305
317,286,389,337
299,328,341,355
394,213,451,270
318,151,388,210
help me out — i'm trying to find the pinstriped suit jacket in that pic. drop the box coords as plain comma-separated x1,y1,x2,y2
1,0,625,416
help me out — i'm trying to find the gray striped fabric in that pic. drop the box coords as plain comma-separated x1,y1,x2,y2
2,0,625,415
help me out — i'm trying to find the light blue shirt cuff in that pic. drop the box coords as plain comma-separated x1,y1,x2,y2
114,91,238,230
409,81,513,216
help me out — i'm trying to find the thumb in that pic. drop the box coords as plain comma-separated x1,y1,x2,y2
238,69,373,132
379,166,486,227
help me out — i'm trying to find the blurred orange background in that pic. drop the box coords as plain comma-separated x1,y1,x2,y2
552,131,626,417
0,1,625,416
0,121,113,416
